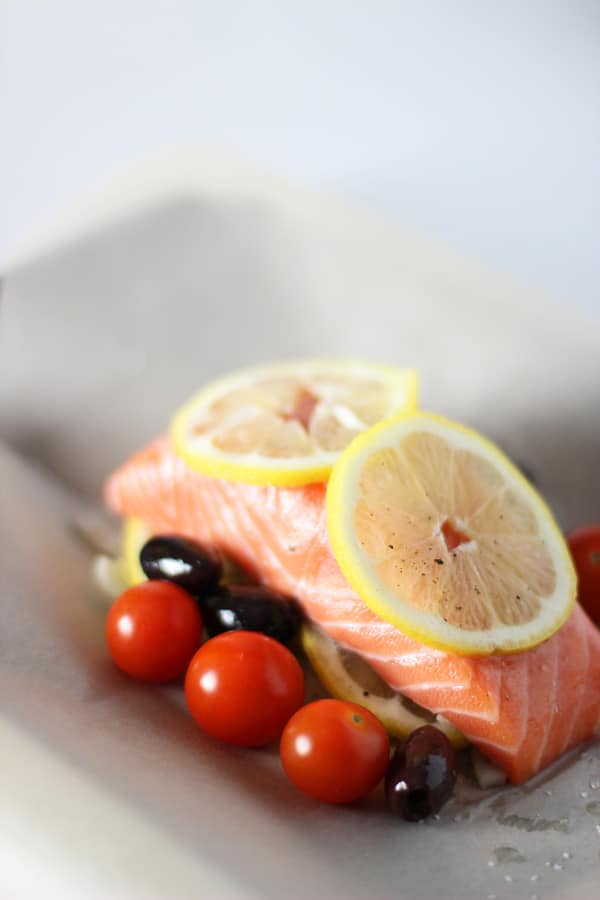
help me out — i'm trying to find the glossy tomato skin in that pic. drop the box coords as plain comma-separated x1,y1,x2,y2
106,581,203,682
280,699,390,803
568,524,600,624
184,631,304,747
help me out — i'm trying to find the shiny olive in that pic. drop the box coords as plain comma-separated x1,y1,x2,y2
385,725,456,821
200,584,301,645
140,536,222,595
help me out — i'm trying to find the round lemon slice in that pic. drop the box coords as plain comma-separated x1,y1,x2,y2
300,623,466,747
326,411,576,656
170,360,419,486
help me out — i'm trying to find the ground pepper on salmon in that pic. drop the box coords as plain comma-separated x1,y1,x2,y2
105,435,600,784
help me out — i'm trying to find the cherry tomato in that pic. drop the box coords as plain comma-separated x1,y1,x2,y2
567,524,600,624
280,699,390,803
106,581,202,682
184,631,304,747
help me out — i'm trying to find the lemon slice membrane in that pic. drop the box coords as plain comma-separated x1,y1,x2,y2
327,412,576,656
171,360,418,486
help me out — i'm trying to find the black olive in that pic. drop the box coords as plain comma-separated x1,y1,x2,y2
385,725,456,821
140,536,222,595
200,584,301,645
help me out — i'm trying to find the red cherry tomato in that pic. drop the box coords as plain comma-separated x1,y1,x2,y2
568,524,600,624
280,699,390,803
185,631,304,747
106,581,202,682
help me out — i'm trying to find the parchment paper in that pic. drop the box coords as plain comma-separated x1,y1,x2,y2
1,154,600,899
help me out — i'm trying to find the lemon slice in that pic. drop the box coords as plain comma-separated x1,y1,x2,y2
301,623,466,747
326,411,576,656
170,360,419,486
122,516,151,585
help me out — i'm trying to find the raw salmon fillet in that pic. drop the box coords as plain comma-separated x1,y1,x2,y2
105,436,600,783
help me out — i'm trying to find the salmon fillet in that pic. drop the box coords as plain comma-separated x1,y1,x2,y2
105,436,600,783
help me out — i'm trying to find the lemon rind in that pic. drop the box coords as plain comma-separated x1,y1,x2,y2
122,516,151,585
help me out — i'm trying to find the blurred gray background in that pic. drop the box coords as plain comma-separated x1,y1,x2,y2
1,1,599,316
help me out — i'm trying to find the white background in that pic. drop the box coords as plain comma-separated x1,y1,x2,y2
1,1,599,316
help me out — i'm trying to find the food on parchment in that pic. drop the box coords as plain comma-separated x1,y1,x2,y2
105,425,598,785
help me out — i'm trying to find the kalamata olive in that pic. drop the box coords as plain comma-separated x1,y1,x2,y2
140,536,222,595
200,584,301,645
385,725,456,821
